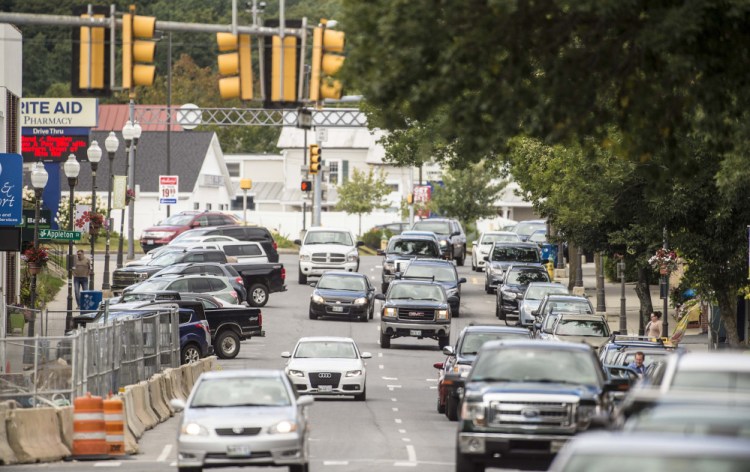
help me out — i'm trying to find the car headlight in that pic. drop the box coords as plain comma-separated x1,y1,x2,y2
383,261,395,271
312,294,325,304
136,272,150,279
300,254,311,262
439,240,449,247
347,253,359,262
287,369,305,377
436,309,449,320
346,369,363,377
576,403,601,428
501,290,518,300
268,420,298,434
181,422,209,436
452,364,472,378
461,401,486,426
383,307,397,318
489,265,503,275
353,297,367,305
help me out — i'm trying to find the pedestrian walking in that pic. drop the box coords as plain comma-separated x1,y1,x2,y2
73,249,91,308
645,311,663,338
627,351,646,377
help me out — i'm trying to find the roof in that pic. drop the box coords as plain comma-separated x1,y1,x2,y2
200,369,284,379
556,313,607,322
481,339,594,352
71,131,216,193
492,241,540,248
554,432,750,458
307,227,352,233
320,271,367,278
675,352,750,372
481,231,517,235
545,294,590,301
296,336,356,343
527,282,567,288
461,324,530,334
94,104,186,132
407,258,454,266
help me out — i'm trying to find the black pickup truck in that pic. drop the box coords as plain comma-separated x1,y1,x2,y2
231,261,287,307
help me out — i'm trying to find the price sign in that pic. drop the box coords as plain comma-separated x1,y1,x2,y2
159,175,178,205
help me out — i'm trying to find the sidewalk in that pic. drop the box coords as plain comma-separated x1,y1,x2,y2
46,249,119,314
561,262,709,352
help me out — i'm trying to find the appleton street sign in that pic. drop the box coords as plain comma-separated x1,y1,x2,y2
39,229,82,241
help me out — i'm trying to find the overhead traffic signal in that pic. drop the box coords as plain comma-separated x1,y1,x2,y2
217,33,253,100
301,180,312,192
309,21,346,101
270,35,298,102
72,5,111,96
122,6,157,89
309,144,321,174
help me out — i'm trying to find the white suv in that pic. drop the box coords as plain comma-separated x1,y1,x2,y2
294,227,363,284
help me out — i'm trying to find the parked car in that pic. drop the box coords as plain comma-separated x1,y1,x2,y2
139,211,239,253
112,248,229,292
127,235,240,267
378,235,442,293
410,218,467,265
400,258,466,316
220,241,269,263
282,336,371,400
294,227,363,285
199,225,280,263
150,262,247,303
400,230,441,247
518,282,569,327
471,231,521,271
371,222,410,235
171,369,313,472
658,351,750,395
544,313,611,350
231,261,287,308
375,279,456,349
308,271,376,321
124,273,240,305
483,241,543,293
495,264,550,322
598,334,675,365
511,218,547,242
533,294,595,328
434,325,530,421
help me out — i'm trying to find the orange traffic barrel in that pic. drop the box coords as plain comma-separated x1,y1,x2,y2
72,392,109,459
103,395,125,456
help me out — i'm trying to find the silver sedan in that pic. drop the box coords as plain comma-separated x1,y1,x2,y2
171,369,313,472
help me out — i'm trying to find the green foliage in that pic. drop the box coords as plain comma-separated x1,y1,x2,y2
271,231,296,249
19,270,65,309
335,168,391,235
361,228,392,251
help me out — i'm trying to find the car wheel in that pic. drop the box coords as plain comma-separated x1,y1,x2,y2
248,283,268,307
355,386,367,401
309,310,318,320
437,394,446,414
455,246,465,266
360,313,368,322
438,335,450,348
181,344,201,364
288,463,309,472
298,267,307,285
453,305,460,318
471,255,477,271
456,449,485,472
445,395,459,421
178,467,202,472
504,315,515,326
495,302,503,319
380,332,391,348
381,283,388,294
484,280,491,294
369,304,374,320
214,330,240,359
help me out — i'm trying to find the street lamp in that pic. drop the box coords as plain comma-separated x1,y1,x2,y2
63,154,80,331
127,121,142,260
102,131,119,290
117,121,135,269
86,140,102,290
28,162,48,336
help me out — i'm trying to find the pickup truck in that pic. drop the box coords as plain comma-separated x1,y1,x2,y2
231,261,287,307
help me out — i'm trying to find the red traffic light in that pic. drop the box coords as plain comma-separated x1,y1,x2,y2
301,180,312,192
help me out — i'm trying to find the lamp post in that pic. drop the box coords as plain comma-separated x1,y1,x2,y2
127,121,142,260
28,163,48,335
117,121,134,269
86,140,102,290
64,154,80,331
102,131,119,290
662,227,670,338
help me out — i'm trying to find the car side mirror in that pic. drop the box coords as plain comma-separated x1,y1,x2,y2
483,256,489,261
368,287,375,292
169,398,186,412
281,351,291,358
451,231,460,237
433,362,444,370
297,395,314,407
531,310,539,316
534,322,542,331
374,293,386,301
308,282,317,287
356,241,365,247
458,278,467,284
361,352,372,359
377,249,385,256
293,239,302,245
442,346,455,356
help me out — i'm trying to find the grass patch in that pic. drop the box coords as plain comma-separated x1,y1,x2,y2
19,269,65,309
272,231,298,249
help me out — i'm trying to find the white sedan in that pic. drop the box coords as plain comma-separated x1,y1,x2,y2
282,336,371,401
471,231,521,271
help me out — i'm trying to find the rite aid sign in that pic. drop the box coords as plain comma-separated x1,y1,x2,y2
21,98,98,127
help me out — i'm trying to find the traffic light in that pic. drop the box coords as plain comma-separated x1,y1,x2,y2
122,6,157,89
300,180,312,192
77,12,107,92
309,21,346,101
271,35,298,102
309,144,321,174
217,33,253,100
406,193,414,205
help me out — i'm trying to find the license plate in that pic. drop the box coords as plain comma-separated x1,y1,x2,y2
226,445,251,458
319,385,333,392
146,239,154,245
332,306,344,312
410,330,421,336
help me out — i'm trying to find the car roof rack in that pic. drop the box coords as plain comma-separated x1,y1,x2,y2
401,275,435,282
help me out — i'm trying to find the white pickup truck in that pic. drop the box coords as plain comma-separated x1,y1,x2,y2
294,227,364,284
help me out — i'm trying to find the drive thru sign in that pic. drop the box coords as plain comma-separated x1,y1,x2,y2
159,175,178,205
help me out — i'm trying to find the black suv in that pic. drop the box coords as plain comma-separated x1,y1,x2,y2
111,249,227,292
495,264,550,322
201,225,279,262
400,258,466,316
484,241,543,293
410,218,467,265
378,235,442,293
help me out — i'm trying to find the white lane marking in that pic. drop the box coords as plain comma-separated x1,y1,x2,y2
402,437,411,442
425,378,437,382
379,364,384,370
375,265,383,269
395,418,402,424
157,444,172,462
398,429,406,434
392,407,399,412
382,376,398,380
387,385,402,391
324,461,350,466
407,444,417,462
378,352,383,357
169,462,177,467
392,397,398,402
94,463,121,467
394,462,417,467
429,386,437,390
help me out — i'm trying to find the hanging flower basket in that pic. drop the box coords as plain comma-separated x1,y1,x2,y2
649,248,678,275
125,188,136,205
21,245,49,273
27,263,42,275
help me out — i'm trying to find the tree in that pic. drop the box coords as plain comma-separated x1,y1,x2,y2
428,162,506,236
335,168,391,236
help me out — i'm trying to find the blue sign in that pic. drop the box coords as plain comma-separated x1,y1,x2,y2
160,198,177,205
0,153,23,226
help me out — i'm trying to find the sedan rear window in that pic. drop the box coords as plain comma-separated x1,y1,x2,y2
412,221,451,234
491,247,540,263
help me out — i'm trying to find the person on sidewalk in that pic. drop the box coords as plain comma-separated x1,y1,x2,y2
627,351,646,377
645,311,663,338
73,249,91,308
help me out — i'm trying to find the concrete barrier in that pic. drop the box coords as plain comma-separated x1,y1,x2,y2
190,362,204,388
7,407,70,463
135,382,159,430
122,386,145,440
147,375,171,422
157,372,175,415
168,368,187,401
0,401,18,465
181,364,195,397
56,406,73,452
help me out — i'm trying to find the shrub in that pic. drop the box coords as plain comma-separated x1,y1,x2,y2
362,228,393,250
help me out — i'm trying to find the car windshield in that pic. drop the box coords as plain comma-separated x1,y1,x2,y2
671,370,750,392
529,231,547,243
304,231,354,245
403,265,456,282
490,246,540,263
190,377,291,407
317,275,366,291
617,350,671,367
525,285,568,300
389,283,445,302
544,300,593,315
471,348,600,385
159,214,194,226
562,454,750,471
555,319,610,337
294,341,357,359
481,233,520,244
460,332,529,355
514,222,546,237
412,221,451,234
506,269,549,285
148,250,186,266
387,239,439,257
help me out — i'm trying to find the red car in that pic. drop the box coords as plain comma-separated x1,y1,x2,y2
139,211,238,253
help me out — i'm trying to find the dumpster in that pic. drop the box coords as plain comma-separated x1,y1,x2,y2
80,290,103,313
541,243,558,267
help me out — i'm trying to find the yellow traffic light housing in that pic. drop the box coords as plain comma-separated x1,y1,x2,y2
310,24,345,101
271,35,298,102
309,144,321,174
123,7,157,89
78,12,106,91
217,33,253,100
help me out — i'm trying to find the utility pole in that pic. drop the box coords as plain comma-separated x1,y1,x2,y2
662,226,670,338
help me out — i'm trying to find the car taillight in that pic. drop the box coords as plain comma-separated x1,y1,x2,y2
231,291,238,301
194,321,209,332
281,267,286,280
273,240,278,250
235,276,244,285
